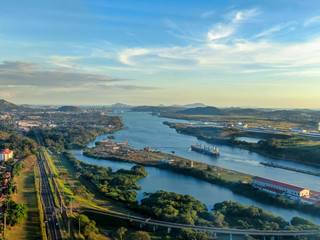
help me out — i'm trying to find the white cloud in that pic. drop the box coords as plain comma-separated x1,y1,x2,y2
116,37,320,78
206,8,258,42
232,9,258,23
207,24,234,41
254,25,284,38
304,16,320,26
118,48,149,66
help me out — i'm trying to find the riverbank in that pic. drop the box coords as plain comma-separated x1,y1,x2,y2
260,162,320,177
83,144,320,218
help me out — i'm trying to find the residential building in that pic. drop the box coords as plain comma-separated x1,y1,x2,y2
0,149,13,161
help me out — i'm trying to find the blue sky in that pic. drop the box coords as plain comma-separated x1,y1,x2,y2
1,0,320,107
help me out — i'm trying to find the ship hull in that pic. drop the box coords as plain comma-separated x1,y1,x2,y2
191,145,219,157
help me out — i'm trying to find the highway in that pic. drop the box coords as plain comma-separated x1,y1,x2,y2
36,135,63,240
81,208,320,237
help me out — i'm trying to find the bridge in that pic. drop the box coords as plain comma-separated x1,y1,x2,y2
80,208,320,239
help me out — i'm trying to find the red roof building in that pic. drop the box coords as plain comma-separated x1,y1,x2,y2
0,149,13,161
252,176,310,199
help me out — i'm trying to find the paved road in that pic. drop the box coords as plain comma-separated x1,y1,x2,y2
36,135,63,240
81,208,320,237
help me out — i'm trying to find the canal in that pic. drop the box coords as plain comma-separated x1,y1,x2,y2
73,111,320,224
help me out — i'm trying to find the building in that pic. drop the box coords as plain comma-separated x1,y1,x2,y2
237,122,248,128
290,128,307,133
0,149,13,161
161,158,175,164
252,176,310,200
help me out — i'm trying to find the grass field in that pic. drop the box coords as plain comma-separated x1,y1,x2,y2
6,155,42,240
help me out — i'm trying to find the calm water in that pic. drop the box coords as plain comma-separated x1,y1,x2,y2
72,111,320,224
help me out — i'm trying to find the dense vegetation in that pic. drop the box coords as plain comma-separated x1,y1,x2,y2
34,114,122,152
141,190,208,225
57,105,82,112
139,190,320,236
176,106,225,115
76,214,99,240
63,151,147,204
213,201,286,230
0,134,38,159
2,199,28,226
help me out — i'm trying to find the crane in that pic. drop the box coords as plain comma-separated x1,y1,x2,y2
123,138,129,147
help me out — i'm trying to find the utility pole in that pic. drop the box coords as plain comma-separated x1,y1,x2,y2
78,216,80,235
3,213,6,239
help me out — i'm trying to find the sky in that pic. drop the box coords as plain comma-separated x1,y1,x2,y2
1,0,320,108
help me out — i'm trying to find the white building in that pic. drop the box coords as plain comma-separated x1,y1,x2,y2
161,158,175,164
252,176,310,200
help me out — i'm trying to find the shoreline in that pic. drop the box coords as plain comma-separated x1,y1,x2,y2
163,121,320,168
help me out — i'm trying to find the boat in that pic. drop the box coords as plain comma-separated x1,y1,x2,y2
191,144,219,157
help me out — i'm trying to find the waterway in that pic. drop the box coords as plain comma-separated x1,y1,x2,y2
88,112,320,192
72,111,320,224
237,137,263,143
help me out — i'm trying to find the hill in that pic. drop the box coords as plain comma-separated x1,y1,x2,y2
131,106,185,114
0,99,20,112
110,103,132,108
176,106,226,115
57,106,82,112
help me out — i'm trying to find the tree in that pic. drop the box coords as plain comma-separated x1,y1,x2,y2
179,228,208,240
77,214,99,239
6,203,28,226
116,227,127,240
128,231,151,240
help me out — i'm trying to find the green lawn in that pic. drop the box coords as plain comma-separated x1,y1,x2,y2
6,165,42,240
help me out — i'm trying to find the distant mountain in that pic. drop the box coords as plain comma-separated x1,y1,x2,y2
176,106,225,115
0,99,20,112
131,105,185,113
110,103,132,108
156,103,207,108
183,103,207,108
57,106,82,112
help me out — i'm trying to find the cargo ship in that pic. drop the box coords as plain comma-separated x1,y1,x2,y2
191,144,220,157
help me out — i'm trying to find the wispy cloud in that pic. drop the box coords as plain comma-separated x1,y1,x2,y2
0,60,157,93
207,24,234,41
304,16,320,26
255,25,284,38
232,9,259,23
207,8,259,42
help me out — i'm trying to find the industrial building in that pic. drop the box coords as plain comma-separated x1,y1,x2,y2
252,176,310,200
